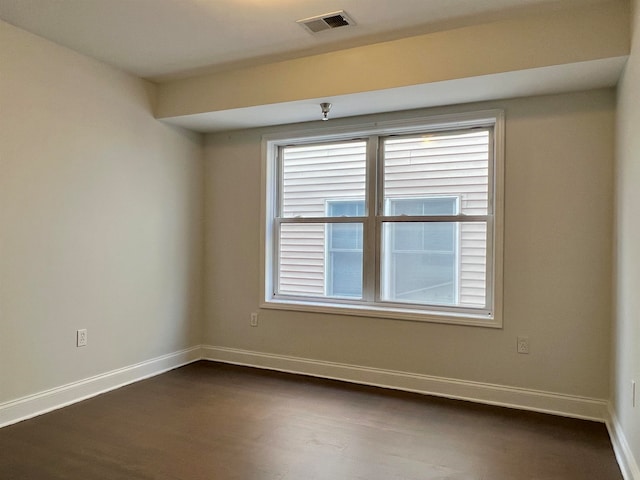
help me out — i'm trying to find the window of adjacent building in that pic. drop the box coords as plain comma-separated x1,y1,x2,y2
326,199,365,298
382,196,460,306
262,110,504,327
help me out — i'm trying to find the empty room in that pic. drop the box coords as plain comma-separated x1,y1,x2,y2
1,0,639,478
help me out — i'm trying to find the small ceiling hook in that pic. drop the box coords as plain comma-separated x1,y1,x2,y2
320,102,332,121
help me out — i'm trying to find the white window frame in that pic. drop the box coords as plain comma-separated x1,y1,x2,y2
260,110,504,328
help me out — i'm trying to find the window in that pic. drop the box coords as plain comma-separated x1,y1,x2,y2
261,110,504,327
326,200,364,298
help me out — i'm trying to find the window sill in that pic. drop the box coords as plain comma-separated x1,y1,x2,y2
260,298,502,328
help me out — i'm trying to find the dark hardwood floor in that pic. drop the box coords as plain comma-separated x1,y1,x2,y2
0,361,622,479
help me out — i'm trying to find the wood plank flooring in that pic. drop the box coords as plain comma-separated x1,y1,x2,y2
0,361,622,479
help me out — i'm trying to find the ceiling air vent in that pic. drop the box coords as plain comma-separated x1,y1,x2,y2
297,11,355,34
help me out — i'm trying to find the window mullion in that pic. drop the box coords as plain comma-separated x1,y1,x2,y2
374,135,385,303
483,129,496,312
362,135,378,303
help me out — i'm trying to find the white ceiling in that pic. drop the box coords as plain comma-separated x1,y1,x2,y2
0,0,615,80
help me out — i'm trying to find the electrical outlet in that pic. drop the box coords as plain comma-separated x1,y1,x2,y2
250,313,258,327
77,329,87,347
517,336,529,354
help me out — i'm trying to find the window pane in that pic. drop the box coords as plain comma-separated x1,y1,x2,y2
390,197,457,216
328,251,363,298
381,222,487,308
278,223,363,299
393,222,455,252
328,222,363,250
282,141,367,218
383,131,489,216
327,200,365,217
327,222,363,298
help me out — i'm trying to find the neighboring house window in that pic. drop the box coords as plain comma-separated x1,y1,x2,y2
326,200,365,298
383,196,459,306
326,197,460,303
262,110,504,327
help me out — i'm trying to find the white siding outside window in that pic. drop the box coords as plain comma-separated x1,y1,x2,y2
262,110,504,327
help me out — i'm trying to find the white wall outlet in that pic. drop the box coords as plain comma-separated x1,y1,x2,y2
250,312,258,327
517,336,529,354
77,329,87,347
633,380,636,408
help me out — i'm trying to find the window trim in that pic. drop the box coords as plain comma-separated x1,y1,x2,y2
260,109,504,328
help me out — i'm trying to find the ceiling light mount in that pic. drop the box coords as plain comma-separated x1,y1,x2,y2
320,103,332,121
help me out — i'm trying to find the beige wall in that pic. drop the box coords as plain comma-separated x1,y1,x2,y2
613,0,640,468
0,20,204,403
204,89,614,399
0,5,623,437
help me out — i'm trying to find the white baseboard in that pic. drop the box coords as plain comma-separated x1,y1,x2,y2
1,344,624,474
0,344,609,426
202,345,608,422
606,405,640,480
0,346,202,429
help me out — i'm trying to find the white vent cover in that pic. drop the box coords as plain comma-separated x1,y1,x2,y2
297,11,356,34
